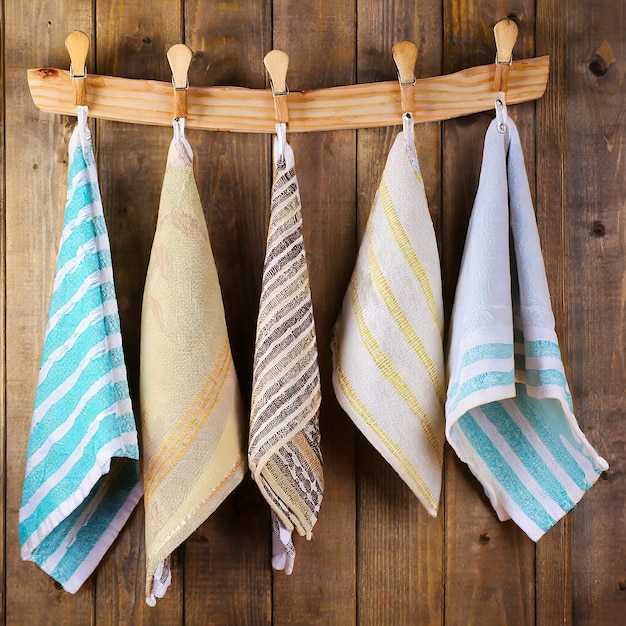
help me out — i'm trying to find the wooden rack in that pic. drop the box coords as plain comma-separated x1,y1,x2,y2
28,21,548,133
27,57,549,133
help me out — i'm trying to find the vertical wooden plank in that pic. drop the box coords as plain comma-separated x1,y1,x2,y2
355,2,444,625
534,1,573,622
4,2,96,624
557,2,625,624
442,3,536,625
93,1,184,623
272,1,357,624
183,2,272,624
0,1,5,621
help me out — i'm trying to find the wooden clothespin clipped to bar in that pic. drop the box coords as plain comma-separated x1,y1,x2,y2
65,31,89,106
392,40,418,114
264,50,290,123
167,43,193,118
493,19,519,93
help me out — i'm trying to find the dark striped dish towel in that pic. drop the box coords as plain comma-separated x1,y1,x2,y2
249,124,323,575
19,106,142,591
446,117,608,539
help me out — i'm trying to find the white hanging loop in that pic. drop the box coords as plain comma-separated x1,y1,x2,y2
275,122,287,166
77,105,88,129
173,116,186,141
172,116,193,158
495,96,508,134
402,112,419,167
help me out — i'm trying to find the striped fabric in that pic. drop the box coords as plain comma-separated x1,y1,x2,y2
249,127,323,574
140,125,247,604
446,117,608,540
19,106,142,592
331,114,445,516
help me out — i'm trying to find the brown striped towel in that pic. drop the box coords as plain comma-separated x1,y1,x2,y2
331,113,445,515
249,125,323,575
140,121,247,604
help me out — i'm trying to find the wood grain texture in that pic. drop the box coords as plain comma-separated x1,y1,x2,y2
4,2,97,624
3,2,626,624
183,1,272,624
561,2,625,624
0,5,5,623
93,1,184,623
442,2,536,625
535,0,573,621
272,2,357,624
355,2,444,624
26,57,550,132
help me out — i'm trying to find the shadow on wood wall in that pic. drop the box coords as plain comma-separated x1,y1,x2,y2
1,1,624,624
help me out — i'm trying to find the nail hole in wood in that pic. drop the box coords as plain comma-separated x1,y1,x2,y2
592,220,605,237
479,533,490,542
589,55,608,77
142,37,151,44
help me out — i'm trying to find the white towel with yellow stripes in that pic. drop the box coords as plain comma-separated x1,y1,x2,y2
331,114,445,515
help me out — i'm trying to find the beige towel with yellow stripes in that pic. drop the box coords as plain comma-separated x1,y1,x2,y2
140,124,247,605
331,115,445,515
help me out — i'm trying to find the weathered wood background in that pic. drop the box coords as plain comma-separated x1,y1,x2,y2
1,0,624,624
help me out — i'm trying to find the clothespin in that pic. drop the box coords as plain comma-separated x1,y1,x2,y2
65,31,89,107
493,19,518,94
167,43,193,119
264,50,290,123
392,40,418,115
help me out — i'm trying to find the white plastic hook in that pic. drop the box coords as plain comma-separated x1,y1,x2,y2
495,97,508,134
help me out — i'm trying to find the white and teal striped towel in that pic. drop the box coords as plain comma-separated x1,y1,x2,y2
19,106,142,592
446,117,608,541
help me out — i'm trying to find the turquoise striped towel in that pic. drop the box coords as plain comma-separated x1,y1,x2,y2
446,117,608,541
19,106,142,592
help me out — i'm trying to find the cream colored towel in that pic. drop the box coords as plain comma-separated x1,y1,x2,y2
249,125,323,575
140,125,247,604
332,114,445,515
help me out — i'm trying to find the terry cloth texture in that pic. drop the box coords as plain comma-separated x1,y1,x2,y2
248,133,323,566
140,135,247,602
19,106,142,593
331,121,445,516
446,117,608,541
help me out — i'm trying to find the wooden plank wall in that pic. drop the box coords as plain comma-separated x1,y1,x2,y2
1,0,624,624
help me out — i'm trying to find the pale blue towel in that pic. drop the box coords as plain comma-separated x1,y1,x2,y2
19,107,142,592
446,117,608,540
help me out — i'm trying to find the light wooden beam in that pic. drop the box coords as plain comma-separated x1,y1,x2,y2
27,56,549,133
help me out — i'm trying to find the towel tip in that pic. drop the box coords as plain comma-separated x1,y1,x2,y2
146,595,157,607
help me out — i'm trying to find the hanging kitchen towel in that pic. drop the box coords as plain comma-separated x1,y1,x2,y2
249,125,323,575
331,114,445,515
19,106,142,592
140,120,247,604
446,117,608,540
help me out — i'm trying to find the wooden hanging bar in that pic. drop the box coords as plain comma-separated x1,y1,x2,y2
27,55,549,133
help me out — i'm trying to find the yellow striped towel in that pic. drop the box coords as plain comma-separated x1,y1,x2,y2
331,115,445,515
140,124,247,604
